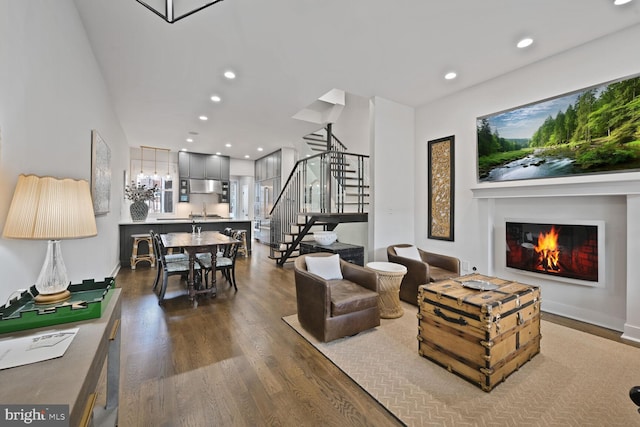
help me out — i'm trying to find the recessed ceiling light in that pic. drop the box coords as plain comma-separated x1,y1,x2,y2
210,95,221,103
181,148,187,152
444,72,457,80
215,152,221,155
244,155,250,158
225,143,232,147
186,138,193,142
224,70,236,79
517,37,534,48
614,0,632,5
199,115,208,121
257,147,263,151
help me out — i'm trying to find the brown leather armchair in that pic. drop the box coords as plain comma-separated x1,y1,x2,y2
387,244,460,306
294,253,380,342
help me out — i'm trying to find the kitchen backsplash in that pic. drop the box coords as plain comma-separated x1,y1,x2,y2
176,193,230,219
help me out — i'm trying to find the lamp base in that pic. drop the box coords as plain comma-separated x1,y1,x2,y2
34,290,71,305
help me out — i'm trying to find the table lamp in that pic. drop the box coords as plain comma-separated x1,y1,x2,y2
2,174,98,304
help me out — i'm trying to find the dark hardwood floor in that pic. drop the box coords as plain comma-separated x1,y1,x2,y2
114,242,638,426
116,242,401,427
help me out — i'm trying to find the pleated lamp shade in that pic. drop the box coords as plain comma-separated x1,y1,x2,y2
2,174,97,303
3,174,97,240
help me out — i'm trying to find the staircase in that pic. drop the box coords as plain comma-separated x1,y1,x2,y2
269,125,369,265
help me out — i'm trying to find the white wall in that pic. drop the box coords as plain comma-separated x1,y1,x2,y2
413,24,640,334
230,158,255,177
370,97,415,261
333,93,371,154
0,1,129,301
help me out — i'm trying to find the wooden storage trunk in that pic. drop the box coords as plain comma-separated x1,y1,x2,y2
417,274,541,392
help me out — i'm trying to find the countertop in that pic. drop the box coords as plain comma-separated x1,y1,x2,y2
119,218,253,225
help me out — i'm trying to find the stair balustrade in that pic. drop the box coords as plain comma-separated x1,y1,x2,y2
269,149,369,264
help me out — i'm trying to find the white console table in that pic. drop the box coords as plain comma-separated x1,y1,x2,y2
0,289,121,427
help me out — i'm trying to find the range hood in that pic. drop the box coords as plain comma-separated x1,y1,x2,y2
189,179,222,194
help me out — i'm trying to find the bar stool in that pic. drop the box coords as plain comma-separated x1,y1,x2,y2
131,233,155,269
236,230,248,257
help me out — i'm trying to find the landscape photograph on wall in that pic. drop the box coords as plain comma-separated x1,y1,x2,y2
476,74,640,182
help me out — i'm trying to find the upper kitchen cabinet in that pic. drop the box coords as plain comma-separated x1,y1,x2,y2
178,151,230,180
205,155,230,180
178,151,190,177
189,154,206,179
255,150,282,181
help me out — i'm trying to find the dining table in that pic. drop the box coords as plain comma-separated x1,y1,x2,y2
161,231,240,306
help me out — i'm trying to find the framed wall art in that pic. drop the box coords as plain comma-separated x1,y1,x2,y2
428,135,455,241
477,73,640,183
91,129,111,215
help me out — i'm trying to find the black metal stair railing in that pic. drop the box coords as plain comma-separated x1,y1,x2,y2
268,150,369,263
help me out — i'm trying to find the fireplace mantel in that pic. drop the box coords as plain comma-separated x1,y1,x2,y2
471,175,640,199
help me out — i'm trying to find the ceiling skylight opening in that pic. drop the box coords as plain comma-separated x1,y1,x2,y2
444,72,457,80
517,37,534,49
614,0,632,5
224,70,236,79
210,95,221,103
199,115,208,121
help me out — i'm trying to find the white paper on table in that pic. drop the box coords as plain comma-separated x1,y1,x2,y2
0,327,79,370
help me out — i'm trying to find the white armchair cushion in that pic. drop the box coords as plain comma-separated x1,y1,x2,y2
394,246,421,261
305,254,343,280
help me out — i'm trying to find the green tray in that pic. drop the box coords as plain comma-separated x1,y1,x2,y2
0,278,115,335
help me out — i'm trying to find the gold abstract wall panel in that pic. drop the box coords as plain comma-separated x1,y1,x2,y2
428,135,454,241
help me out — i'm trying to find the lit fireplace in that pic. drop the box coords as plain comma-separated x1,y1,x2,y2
506,220,601,284
534,226,560,272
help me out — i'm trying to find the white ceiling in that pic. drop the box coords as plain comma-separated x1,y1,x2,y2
73,0,640,159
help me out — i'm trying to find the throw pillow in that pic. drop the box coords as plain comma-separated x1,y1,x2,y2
394,245,421,261
305,254,343,280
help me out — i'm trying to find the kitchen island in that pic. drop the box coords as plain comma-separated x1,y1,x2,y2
119,218,252,268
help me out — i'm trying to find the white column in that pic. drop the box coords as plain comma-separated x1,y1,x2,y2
622,194,640,342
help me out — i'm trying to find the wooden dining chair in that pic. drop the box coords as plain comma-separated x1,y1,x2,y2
215,232,241,291
151,232,211,303
149,230,188,292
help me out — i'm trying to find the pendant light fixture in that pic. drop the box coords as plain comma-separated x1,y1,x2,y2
138,146,145,180
153,148,158,179
166,150,172,180
134,0,225,24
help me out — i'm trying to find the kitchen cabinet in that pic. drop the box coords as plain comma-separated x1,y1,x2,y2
220,157,230,180
179,152,230,181
178,151,190,177
189,154,206,179
179,178,189,202
205,155,221,179
255,150,282,181
220,181,230,203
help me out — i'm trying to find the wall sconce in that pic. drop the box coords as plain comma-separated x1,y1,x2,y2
135,0,225,24
2,175,97,304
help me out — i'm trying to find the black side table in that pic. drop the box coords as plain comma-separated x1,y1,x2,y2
300,241,365,266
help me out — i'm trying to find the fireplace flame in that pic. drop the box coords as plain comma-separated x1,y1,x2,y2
534,226,560,272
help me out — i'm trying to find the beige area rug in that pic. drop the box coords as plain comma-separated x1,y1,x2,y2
283,303,640,426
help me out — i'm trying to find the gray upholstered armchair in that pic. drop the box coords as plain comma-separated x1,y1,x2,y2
387,244,460,305
294,253,380,342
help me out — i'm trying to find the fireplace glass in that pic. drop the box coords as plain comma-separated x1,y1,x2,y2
506,220,600,283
